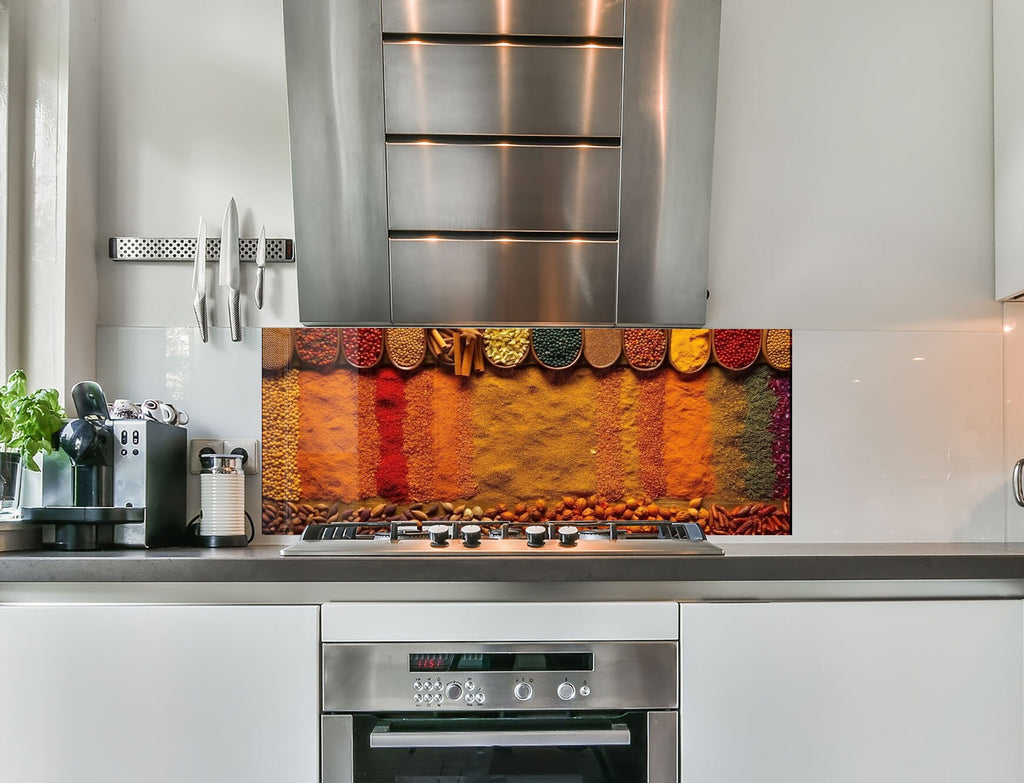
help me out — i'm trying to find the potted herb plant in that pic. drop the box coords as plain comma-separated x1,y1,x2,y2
0,370,65,513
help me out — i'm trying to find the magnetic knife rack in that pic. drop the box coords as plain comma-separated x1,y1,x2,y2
108,237,295,263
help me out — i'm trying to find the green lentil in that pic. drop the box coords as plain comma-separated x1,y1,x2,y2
531,328,582,369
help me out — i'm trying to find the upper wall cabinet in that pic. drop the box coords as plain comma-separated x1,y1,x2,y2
283,0,721,326
996,0,1024,300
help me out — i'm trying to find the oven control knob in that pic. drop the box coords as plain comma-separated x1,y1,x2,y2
579,685,591,697
525,525,547,548
461,524,482,548
514,682,533,701
446,682,464,701
557,525,579,547
427,524,450,547
557,682,576,701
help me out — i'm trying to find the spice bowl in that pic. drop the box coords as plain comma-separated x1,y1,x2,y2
668,329,711,375
483,328,531,369
762,329,792,370
622,328,668,371
582,329,622,369
262,327,296,372
385,328,427,371
530,328,583,370
711,329,761,371
341,328,384,369
294,327,340,368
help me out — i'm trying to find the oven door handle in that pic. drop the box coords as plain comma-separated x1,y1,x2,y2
369,723,631,749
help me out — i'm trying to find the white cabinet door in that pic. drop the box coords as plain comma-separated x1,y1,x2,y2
996,0,1024,299
0,604,319,783
680,601,1023,783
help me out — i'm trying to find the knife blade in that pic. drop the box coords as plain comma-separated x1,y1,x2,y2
192,217,209,342
219,197,241,342
254,224,266,310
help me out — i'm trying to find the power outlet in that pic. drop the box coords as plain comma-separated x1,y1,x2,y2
189,439,224,474
223,438,261,475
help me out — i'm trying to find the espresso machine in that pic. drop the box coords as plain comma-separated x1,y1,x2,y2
22,381,187,550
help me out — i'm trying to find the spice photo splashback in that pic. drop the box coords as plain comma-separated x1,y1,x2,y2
262,328,792,535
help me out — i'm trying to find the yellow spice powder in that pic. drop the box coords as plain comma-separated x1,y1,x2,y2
669,329,711,373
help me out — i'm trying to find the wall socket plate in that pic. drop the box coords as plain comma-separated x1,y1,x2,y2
188,439,224,474
223,439,261,475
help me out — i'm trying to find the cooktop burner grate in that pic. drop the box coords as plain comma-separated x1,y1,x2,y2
280,518,723,557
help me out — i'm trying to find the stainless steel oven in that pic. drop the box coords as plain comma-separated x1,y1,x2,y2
322,641,678,783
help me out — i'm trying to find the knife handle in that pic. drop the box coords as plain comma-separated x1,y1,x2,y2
229,289,242,342
193,295,209,343
255,267,265,310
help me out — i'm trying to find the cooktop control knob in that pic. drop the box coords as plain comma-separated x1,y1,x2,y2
557,682,576,701
461,524,482,548
445,682,463,701
525,525,547,548
557,525,579,547
514,682,533,701
427,524,450,547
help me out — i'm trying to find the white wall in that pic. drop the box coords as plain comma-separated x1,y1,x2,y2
92,0,1004,542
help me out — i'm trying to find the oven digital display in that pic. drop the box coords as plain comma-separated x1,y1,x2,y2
409,652,593,673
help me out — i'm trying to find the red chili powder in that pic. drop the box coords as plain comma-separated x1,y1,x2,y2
375,367,409,501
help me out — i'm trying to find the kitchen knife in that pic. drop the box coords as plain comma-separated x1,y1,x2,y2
254,224,266,310
192,217,209,342
219,197,241,342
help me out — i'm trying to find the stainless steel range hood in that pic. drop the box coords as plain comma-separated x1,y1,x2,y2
283,0,721,326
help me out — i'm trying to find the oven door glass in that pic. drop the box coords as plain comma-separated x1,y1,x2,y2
339,713,654,783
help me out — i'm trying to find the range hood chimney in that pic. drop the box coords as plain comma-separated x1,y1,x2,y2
284,0,721,327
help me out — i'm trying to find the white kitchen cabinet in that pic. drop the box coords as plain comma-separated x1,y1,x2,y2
0,604,319,783
680,601,1023,783
996,0,1024,299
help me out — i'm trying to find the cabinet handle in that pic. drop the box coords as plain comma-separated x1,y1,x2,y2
1013,458,1024,507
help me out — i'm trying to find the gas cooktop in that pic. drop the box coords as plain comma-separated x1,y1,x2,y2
280,520,723,557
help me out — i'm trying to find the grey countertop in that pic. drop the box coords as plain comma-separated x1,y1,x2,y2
2,541,1024,585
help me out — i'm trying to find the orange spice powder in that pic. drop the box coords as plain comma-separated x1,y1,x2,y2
403,370,436,501
617,368,642,498
662,371,715,499
430,371,468,500
297,367,359,502
636,372,667,499
595,369,625,499
356,371,380,498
